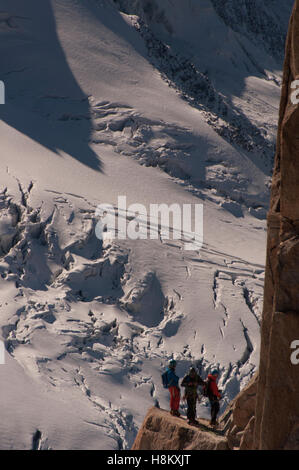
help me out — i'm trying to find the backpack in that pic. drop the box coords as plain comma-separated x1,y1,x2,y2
202,378,211,397
161,370,169,389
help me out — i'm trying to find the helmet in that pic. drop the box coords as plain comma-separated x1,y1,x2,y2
211,369,219,376
169,359,177,368
189,367,196,374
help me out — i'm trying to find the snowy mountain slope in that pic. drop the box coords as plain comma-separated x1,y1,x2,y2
0,119,265,448
210,0,292,60
112,0,292,172
0,0,293,449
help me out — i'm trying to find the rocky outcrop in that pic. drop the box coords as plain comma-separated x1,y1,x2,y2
220,373,257,449
131,407,229,450
252,0,299,450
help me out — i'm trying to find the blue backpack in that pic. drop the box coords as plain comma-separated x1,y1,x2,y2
161,370,169,389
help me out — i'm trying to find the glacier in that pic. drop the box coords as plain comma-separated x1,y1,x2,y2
0,0,294,449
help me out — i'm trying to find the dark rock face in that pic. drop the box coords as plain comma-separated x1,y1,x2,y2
220,373,257,449
253,0,299,450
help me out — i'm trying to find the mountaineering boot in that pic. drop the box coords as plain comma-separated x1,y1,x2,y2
188,419,199,426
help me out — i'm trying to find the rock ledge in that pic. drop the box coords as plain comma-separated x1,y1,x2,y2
131,407,229,450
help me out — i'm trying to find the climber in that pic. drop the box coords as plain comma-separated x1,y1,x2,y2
206,369,221,426
181,366,205,425
166,359,181,417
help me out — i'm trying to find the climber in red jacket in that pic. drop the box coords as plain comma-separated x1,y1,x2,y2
166,359,181,417
206,369,221,426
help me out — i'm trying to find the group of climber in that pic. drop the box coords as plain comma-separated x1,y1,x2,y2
163,359,221,427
